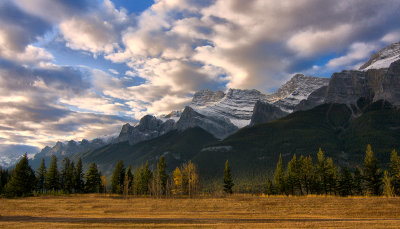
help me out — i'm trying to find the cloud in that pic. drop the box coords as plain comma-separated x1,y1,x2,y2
13,0,94,22
326,42,379,69
59,0,131,56
2,0,400,150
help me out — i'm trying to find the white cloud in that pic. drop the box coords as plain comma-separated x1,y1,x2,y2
287,24,353,57
326,42,379,69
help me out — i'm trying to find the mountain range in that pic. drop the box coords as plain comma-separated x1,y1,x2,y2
5,41,400,190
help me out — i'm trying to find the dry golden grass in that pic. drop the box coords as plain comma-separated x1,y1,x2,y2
1,194,400,228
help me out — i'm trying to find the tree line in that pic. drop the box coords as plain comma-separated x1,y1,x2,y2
1,144,399,197
109,157,201,198
267,145,400,196
0,155,105,197
0,154,204,198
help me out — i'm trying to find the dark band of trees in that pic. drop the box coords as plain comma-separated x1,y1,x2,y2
0,144,399,197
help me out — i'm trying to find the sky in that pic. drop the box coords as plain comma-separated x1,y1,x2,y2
0,0,400,155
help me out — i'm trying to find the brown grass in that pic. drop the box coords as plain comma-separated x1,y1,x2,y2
1,194,400,228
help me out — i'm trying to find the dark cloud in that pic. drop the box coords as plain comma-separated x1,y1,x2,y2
0,2,51,52
0,59,90,93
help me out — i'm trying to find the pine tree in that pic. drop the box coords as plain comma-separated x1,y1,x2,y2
73,157,84,193
286,154,301,195
111,160,125,194
223,160,234,194
316,148,328,194
325,157,338,195
46,155,60,191
141,161,152,195
36,158,46,193
0,167,10,194
353,167,364,196
172,167,183,195
123,166,133,196
265,178,274,196
382,170,394,197
274,154,285,195
363,145,382,195
300,155,314,195
389,149,400,195
156,157,168,196
6,154,36,197
85,163,101,193
338,167,353,196
60,157,74,193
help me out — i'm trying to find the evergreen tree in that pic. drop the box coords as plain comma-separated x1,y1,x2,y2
6,154,36,197
325,157,338,195
36,158,46,193
141,161,152,195
123,166,133,196
223,160,234,194
286,154,301,195
363,145,382,195
274,154,285,195
316,148,328,194
60,157,74,193
111,160,125,194
265,178,274,196
46,155,60,191
353,167,364,196
85,163,101,193
382,170,394,197
156,157,168,196
300,155,314,195
338,167,353,196
0,167,10,194
73,157,84,193
389,149,400,195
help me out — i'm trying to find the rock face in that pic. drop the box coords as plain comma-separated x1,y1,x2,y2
250,101,288,126
298,60,400,109
374,60,400,106
191,90,225,107
325,70,375,104
176,106,238,139
295,86,328,111
267,74,330,112
360,41,400,71
117,115,176,145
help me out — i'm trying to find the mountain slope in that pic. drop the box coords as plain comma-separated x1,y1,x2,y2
74,127,217,176
194,100,400,191
360,42,400,70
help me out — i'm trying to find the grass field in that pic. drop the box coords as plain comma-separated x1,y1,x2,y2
1,194,400,228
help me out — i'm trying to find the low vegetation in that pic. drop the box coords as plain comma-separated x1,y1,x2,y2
1,194,400,228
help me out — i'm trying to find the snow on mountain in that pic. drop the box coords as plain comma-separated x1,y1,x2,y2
267,74,330,112
188,75,329,127
360,42,400,71
190,89,268,128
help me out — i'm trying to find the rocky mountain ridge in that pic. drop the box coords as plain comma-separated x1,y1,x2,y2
360,42,400,71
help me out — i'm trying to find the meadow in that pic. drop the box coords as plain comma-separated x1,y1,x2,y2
1,194,400,228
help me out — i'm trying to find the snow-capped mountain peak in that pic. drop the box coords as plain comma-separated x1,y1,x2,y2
360,41,400,71
190,88,268,128
267,74,330,112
